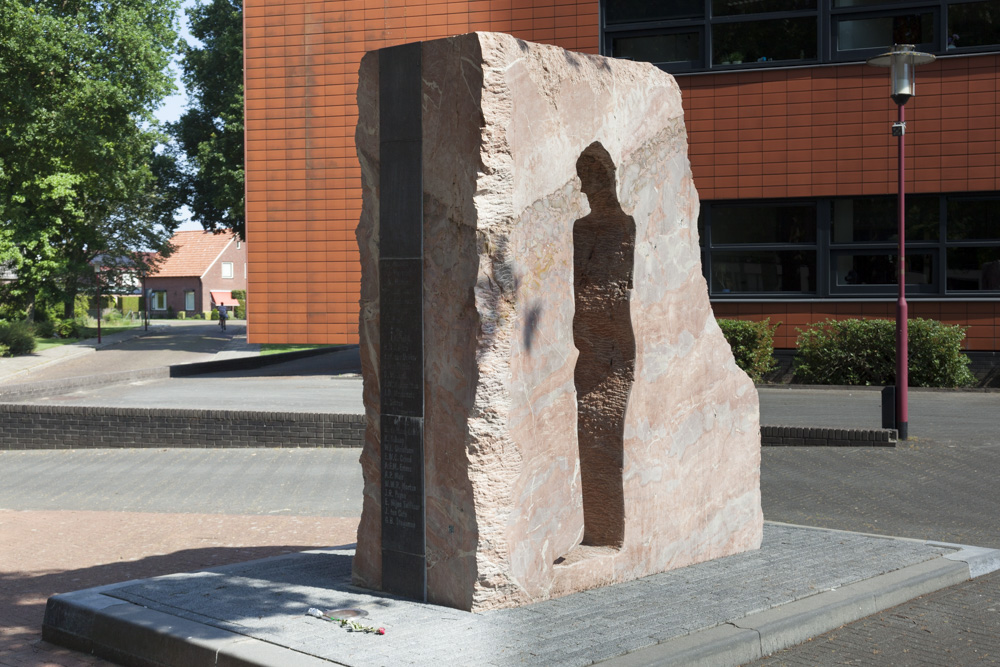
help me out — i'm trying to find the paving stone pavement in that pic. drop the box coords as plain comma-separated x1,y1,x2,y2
748,434,1000,665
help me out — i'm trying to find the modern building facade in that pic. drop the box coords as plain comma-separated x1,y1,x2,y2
244,0,999,353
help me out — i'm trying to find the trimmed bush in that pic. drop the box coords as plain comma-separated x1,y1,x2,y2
717,318,779,383
0,320,37,356
794,318,975,387
120,295,141,314
232,289,247,320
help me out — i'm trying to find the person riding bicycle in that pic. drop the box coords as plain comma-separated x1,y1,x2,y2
218,303,229,331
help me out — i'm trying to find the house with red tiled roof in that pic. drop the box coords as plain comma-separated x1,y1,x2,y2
145,230,246,318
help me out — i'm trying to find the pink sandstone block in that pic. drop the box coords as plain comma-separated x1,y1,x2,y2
354,32,762,612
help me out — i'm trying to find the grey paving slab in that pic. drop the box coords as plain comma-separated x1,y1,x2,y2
0,448,363,516
45,524,1000,667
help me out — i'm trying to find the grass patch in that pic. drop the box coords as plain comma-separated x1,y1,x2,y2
34,337,80,351
259,344,340,357
33,323,141,351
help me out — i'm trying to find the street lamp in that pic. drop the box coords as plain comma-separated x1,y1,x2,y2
90,256,103,344
867,44,935,441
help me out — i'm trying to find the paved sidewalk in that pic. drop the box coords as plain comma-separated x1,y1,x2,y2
0,319,259,387
0,323,163,384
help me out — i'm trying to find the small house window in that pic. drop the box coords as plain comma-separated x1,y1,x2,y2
184,290,195,311
151,291,167,310
222,262,234,279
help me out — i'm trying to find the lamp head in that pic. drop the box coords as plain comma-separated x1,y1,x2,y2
867,44,935,106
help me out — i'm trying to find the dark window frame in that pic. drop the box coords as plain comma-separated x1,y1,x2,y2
600,0,1000,74
699,192,1000,299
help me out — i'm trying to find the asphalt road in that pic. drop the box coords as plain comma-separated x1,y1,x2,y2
3,320,243,384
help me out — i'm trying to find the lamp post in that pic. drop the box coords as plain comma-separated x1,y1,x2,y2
90,257,103,344
867,44,935,441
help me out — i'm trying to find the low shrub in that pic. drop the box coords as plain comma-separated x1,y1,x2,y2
34,319,58,338
0,320,37,356
103,309,124,322
717,318,779,383
176,311,186,319
793,318,975,387
63,316,88,338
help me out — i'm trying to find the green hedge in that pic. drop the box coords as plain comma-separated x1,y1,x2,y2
717,318,779,383
232,289,247,319
0,320,37,356
120,295,141,314
794,318,975,387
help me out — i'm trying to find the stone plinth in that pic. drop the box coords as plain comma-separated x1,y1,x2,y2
353,32,762,612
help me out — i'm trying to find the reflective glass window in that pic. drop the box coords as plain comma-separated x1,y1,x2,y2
712,204,816,244
834,252,934,286
833,0,915,7
832,197,938,243
613,32,701,66
711,250,817,292
947,1,1000,49
713,16,818,64
606,0,704,25
837,12,935,51
947,199,1000,240
946,247,1000,291
712,0,816,16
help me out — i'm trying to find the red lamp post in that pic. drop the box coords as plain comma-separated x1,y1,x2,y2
867,44,935,440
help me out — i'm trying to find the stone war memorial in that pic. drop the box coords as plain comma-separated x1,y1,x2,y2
353,32,762,612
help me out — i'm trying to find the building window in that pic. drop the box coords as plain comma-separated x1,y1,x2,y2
701,202,818,294
221,262,234,279
603,0,1000,74
151,291,167,310
948,1,1000,50
945,197,1000,291
699,193,1000,298
184,290,195,311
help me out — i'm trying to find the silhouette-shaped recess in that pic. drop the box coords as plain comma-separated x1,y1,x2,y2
569,142,636,553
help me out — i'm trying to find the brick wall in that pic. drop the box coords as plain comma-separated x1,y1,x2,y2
202,240,248,314
243,0,601,344
144,276,201,316
0,404,365,450
677,54,1000,200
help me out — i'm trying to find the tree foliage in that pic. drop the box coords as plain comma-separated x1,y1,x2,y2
0,0,181,318
171,0,244,239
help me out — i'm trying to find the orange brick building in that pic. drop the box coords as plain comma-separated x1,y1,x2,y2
244,0,1000,354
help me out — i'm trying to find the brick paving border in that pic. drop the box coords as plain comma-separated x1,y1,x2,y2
0,404,365,450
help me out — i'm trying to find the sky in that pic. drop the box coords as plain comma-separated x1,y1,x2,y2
155,0,203,233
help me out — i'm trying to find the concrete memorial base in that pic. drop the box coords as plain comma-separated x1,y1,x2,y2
353,31,763,612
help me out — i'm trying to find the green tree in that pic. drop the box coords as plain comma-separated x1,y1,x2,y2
172,0,244,240
0,0,182,319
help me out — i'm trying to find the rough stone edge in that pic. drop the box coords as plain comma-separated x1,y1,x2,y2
761,424,897,447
